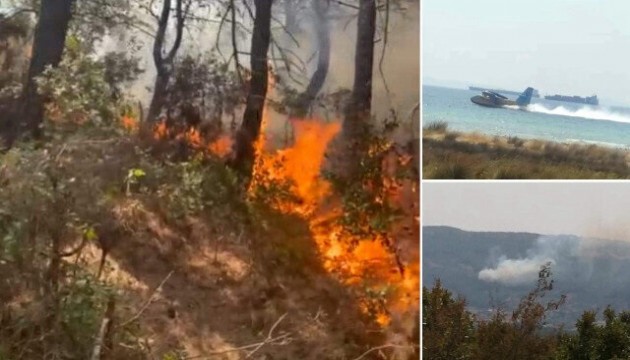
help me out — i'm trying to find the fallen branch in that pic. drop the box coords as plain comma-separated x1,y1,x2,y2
90,296,116,360
184,313,291,359
352,344,419,360
118,270,174,328
245,312,290,358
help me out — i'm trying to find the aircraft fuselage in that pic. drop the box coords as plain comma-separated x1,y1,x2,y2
470,95,517,108
470,87,534,109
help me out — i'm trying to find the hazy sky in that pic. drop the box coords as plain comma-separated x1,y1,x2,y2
423,182,630,241
423,0,630,105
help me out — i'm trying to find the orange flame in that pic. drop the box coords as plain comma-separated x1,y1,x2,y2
208,135,233,157
252,119,418,326
132,63,419,327
154,120,169,140
120,115,139,133
148,118,233,159
177,127,203,149
248,68,419,327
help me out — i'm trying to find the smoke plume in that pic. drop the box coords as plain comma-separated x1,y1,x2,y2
479,235,581,286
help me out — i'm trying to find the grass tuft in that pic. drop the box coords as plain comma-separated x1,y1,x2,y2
423,129,630,179
424,121,448,133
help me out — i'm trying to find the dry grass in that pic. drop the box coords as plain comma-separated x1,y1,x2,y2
93,198,379,360
0,121,419,359
423,121,448,133
423,126,630,179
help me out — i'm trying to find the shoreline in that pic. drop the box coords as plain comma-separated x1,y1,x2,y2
423,122,630,179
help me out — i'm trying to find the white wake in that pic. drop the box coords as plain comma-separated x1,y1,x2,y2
505,103,630,124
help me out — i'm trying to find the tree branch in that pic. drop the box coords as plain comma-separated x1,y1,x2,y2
165,0,187,62
118,271,174,328
377,0,391,96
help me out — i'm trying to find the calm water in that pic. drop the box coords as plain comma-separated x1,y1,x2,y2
423,85,630,148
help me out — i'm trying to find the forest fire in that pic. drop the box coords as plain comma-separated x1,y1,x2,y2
252,125,418,325
128,76,418,329
149,118,233,158
207,135,233,157
120,115,139,133
246,106,419,327
0,0,421,357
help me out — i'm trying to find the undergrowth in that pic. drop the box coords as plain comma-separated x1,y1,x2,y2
0,26,419,359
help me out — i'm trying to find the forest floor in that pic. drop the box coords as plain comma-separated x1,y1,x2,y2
423,123,630,179
98,128,419,360
0,116,419,360
83,200,387,359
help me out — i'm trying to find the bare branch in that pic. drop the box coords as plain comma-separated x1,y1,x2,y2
118,271,174,328
137,0,159,20
269,13,300,48
352,344,419,360
333,0,360,10
165,0,187,62
245,312,290,358
269,40,308,86
58,235,88,258
377,0,391,96
213,4,232,61
241,0,255,20
182,313,291,360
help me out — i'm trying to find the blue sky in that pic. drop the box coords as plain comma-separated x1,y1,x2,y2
423,0,630,105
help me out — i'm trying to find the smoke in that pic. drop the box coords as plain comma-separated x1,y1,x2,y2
268,1,419,119
325,3,420,118
478,235,581,286
93,2,419,136
479,256,554,286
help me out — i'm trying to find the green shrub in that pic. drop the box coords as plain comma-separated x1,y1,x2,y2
424,121,448,132
429,163,469,179
493,167,528,179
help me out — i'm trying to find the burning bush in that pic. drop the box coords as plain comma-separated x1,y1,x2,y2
153,53,246,136
246,108,419,332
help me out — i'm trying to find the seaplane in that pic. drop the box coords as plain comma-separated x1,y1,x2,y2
470,87,534,109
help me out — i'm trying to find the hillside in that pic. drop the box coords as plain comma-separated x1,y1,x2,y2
423,226,630,325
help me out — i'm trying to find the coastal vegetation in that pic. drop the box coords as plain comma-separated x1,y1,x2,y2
423,122,630,179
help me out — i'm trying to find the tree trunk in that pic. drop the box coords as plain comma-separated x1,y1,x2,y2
344,0,376,136
147,70,169,122
330,0,377,180
15,0,73,142
232,0,273,176
295,0,330,114
147,0,185,122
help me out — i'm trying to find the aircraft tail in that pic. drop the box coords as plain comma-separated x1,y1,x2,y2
516,87,534,106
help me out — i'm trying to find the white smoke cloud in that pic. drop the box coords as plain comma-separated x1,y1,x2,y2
478,256,554,286
478,235,581,286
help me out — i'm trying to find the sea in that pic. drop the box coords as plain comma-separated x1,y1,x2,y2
423,85,630,148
